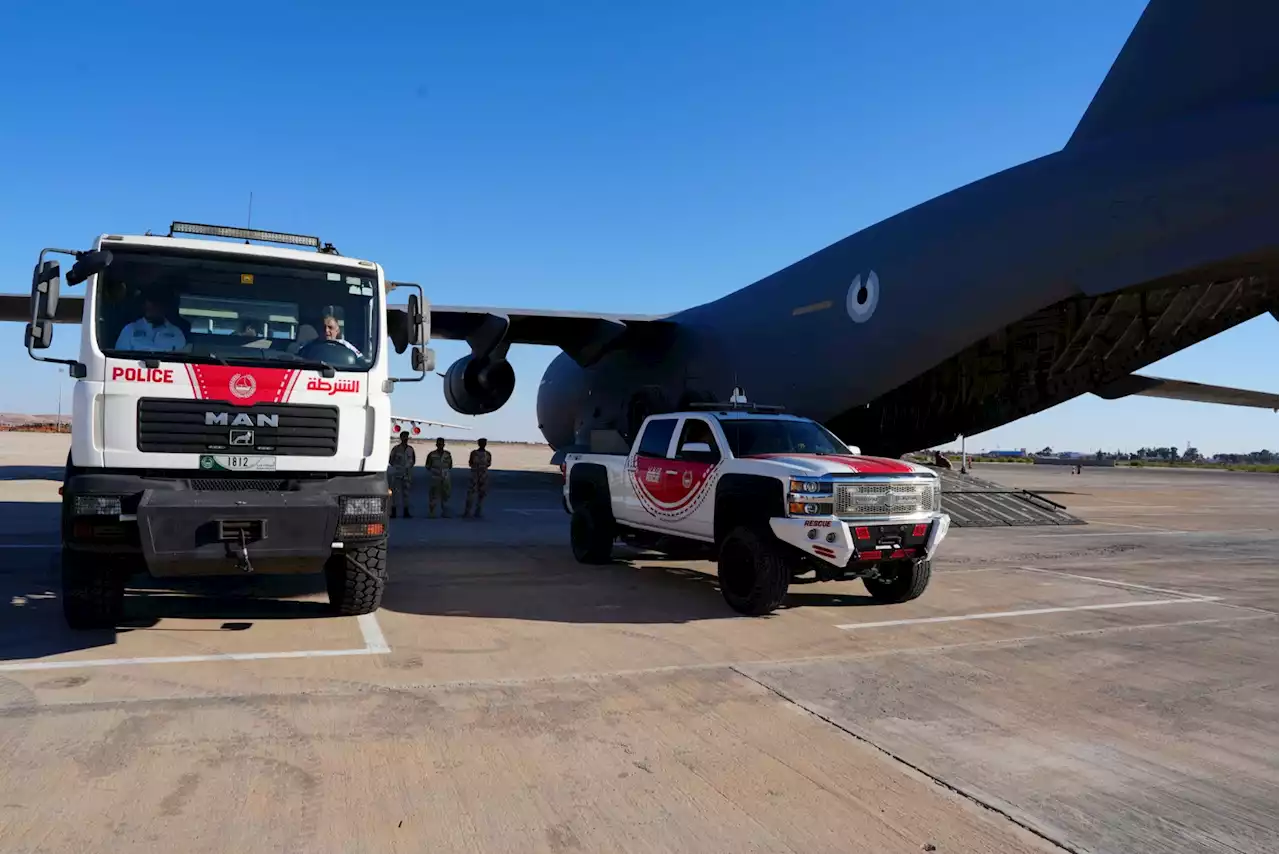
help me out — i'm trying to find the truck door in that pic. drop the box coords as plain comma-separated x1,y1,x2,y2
622,416,679,526
665,416,723,540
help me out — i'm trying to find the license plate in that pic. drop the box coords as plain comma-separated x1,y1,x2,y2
199,454,277,472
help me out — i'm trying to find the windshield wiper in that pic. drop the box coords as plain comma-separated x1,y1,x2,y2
273,353,336,378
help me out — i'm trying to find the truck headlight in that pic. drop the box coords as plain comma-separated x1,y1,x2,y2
341,496,385,517
72,495,122,516
789,478,829,495
788,501,833,516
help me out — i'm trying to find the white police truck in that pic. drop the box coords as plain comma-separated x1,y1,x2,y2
24,222,434,627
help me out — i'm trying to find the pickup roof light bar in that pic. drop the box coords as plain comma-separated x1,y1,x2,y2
168,221,326,250
687,401,787,414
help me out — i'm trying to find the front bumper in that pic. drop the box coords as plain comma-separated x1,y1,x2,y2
769,512,951,570
62,470,388,576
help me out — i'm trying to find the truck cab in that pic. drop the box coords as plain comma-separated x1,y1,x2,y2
563,400,951,615
24,222,431,628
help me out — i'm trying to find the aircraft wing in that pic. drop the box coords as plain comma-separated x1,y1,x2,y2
392,415,472,431
0,294,83,323
1095,374,1279,411
425,304,674,367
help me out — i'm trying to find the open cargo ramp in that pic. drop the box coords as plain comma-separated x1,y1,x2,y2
934,469,1086,527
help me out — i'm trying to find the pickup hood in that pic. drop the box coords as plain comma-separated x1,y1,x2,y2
739,454,933,477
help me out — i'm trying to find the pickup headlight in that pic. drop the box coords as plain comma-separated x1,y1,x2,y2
72,495,122,516
789,478,829,495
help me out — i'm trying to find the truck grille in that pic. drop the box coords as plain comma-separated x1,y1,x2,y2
190,478,288,492
137,398,339,457
835,480,937,518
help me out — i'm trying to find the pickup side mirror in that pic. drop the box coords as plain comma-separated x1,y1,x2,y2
847,445,861,455
32,260,60,320
680,442,712,454
66,249,113,287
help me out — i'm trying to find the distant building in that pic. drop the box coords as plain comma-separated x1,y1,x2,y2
985,449,1027,458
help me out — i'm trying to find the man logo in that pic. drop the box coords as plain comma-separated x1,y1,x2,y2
230,429,255,446
205,412,280,428
229,373,257,399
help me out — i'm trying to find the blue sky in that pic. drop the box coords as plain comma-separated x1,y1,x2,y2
0,0,1274,455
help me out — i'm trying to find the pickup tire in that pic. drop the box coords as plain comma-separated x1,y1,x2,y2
325,539,387,616
863,559,932,603
570,504,614,564
717,526,790,615
62,550,126,630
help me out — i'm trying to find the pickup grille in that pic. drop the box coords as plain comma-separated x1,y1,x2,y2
137,398,339,457
835,480,937,518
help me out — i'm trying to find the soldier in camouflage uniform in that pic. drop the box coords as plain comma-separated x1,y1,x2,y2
424,437,453,518
463,437,492,518
387,431,416,518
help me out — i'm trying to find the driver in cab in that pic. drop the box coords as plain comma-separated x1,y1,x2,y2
321,314,362,358
115,290,187,352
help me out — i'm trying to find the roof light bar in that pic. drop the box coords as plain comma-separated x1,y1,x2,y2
169,221,322,249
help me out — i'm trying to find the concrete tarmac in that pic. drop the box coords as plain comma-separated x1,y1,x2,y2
0,434,1275,853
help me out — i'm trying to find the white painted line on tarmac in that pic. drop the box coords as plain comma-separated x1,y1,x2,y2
0,611,391,672
357,612,390,654
835,596,1223,630
1015,565,1205,599
0,645,388,672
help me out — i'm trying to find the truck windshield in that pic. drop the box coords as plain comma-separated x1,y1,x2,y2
94,248,379,372
718,418,852,457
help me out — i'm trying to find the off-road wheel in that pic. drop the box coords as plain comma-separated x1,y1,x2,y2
325,539,388,616
61,550,126,630
863,559,932,604
716,526,791,615
570,504,614,564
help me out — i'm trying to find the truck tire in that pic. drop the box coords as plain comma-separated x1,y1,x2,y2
61,550,125,630
325,539,387,616
570,504,614,564
716,526,790,615
863,559,932,603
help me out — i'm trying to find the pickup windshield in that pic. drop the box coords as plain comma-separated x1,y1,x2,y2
717,418,851,457
94,248,378,372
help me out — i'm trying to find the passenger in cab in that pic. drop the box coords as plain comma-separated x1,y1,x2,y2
115,289,187,352
321,314,362,357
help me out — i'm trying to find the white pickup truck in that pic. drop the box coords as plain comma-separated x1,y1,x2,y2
562,402,951,615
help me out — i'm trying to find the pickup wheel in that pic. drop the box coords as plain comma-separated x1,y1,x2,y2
863,559,932,604
717,526,790,615
570,504,614,564
325,539,388,616
62,550,126,630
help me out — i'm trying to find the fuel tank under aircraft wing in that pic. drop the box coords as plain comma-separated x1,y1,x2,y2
1095,374,1279,411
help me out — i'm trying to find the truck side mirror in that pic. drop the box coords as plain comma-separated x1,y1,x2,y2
407,294,429,346
32,260,60,320
66,249,113,287
411,345,435,373
26,320,53,350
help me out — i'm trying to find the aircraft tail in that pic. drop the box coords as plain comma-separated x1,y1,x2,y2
1067,0,1277,148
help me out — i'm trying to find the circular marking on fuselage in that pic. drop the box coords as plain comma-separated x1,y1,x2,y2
846,270,879,323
